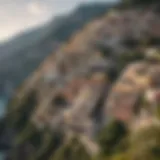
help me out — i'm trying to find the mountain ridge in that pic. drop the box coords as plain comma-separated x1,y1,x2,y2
0,2,113,98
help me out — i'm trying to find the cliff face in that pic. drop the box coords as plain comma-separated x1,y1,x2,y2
2,4,160,160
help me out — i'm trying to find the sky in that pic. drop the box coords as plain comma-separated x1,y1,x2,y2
0,0,117,43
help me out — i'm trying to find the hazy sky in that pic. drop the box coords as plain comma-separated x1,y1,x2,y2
0,0,117,42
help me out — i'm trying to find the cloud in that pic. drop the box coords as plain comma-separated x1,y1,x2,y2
27,1,47,16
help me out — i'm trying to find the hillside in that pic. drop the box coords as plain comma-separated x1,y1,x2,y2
1,1,160,160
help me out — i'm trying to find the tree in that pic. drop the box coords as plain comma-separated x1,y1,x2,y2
97,120,128,156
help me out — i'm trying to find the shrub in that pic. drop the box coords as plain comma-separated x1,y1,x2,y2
97,120,128,156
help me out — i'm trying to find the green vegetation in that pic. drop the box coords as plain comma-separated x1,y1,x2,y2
35,131,64,160
50,136,91,160
97,120,128,157
96,123,160,160
127,126,160,160
156,106,160,119
12,125,64,160
14,122,38,146
7,90,37,131
118,51,144,72
111,153,128,160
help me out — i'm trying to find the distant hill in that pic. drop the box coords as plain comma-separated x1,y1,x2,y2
0,2,113,97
